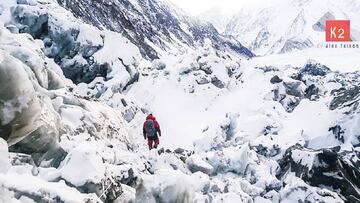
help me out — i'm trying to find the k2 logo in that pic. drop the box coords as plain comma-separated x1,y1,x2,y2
326,20,351,42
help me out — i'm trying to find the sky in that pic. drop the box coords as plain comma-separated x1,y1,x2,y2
164,0,264,15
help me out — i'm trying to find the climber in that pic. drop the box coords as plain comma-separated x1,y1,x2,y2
143,114,161,150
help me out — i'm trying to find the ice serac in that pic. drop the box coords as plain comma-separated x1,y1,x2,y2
0,46,63,157
0,3,139,199
9,1,141,86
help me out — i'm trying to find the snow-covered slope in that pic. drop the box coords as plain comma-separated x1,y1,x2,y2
206,0,360,55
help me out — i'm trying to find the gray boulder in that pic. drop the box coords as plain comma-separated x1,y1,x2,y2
186,154,214,175
270,75,283,84
283,81,303,98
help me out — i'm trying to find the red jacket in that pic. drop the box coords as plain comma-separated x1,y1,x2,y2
143,114,161,138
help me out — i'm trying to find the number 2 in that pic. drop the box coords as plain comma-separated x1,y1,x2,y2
338,28,345,39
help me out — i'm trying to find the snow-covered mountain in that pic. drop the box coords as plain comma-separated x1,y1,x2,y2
56,0,254,60
1,0,360,202
198,8,233,34
202,0,360,55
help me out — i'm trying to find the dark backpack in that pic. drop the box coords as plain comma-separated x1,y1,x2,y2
145,119,157,138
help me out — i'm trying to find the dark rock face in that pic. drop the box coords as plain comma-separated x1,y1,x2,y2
293,61,331,80
211,77,225,89
63,62,109,84
279,38,313,54
56,0,254,59
278,145,360,202
301,62,330,76
249,28,270,51
251,144,280,157
330,86,360,110
283,81,303,97
57,0,159,60
329,125,345,143
223,38,256,58
270,75,283,84
304,84,320,100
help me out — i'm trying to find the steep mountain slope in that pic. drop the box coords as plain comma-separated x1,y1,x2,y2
205,0,360,55
56,0,254,60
